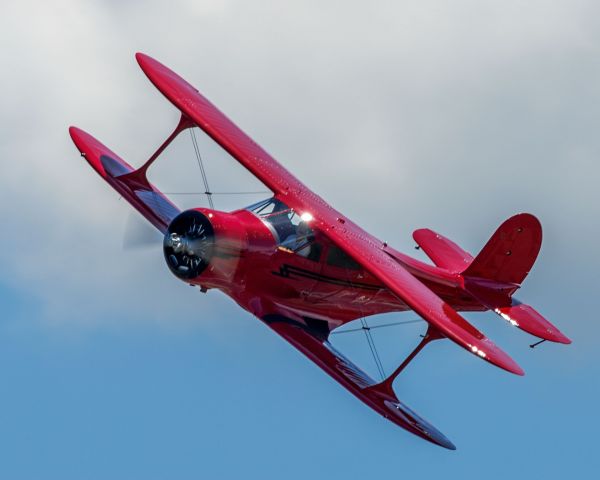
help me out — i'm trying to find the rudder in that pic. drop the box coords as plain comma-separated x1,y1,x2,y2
462,213,542,286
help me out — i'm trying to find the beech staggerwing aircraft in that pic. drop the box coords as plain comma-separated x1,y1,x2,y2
70,53,570,449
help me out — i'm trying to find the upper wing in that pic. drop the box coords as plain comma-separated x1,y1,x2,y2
136,53,523,376
136,53,306,196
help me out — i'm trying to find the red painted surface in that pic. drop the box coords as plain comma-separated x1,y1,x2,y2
413,228,474,272
69,53,571,449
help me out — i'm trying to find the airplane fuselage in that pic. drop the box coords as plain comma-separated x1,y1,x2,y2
175,203,486,331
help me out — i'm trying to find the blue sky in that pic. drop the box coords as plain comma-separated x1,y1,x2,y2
1,1,599,478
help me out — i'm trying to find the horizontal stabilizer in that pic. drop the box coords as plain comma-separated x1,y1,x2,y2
464,280,570,344
413,228,473,272
495,303,571,344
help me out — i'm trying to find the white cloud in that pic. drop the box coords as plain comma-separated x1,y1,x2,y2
0,0,598,343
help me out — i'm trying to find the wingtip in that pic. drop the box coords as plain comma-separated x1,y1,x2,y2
68,125,80,137
498,353,525,376
436,435,457,450
68,125,87,147
492,353,525,376
383,398,458,450
135,52,162,74
550,329,572,345
68,126,96,152
432,436,457,450
135,51,148,64
477,340,525,376
431,435,456,450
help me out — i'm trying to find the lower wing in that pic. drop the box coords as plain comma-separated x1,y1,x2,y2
260,308,456,449
69,127,180,233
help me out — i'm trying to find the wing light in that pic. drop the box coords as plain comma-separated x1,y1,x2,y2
495,308,519,327
470,345,487,358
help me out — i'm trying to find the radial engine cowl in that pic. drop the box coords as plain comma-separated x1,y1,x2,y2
164,210,214,280
163,209,247,281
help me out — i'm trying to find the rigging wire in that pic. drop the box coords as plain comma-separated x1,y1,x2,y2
340,267,386,381
330,318,423,335
360,317,386,381
163,191,270,196
189,128,214,209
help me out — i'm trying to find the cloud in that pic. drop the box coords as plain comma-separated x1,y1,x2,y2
0,0,598,343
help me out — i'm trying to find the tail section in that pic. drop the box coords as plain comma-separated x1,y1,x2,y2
414,214,570,344
494,301,571,344
463,214,570,344
413,228,473,272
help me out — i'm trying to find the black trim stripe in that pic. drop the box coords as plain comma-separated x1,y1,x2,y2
272,264,382,292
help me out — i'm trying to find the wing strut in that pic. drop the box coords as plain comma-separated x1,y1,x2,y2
117,114,217,210
116,114,193,190
374,326,444,396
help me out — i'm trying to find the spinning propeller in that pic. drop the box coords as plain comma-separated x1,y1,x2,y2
163,210,215,279
122,212,162,250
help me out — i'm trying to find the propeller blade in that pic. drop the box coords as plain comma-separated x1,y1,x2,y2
123,212,162,250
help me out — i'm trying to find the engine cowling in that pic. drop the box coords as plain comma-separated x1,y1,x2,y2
163,209,247,283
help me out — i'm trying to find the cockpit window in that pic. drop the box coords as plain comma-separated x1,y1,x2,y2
296,242,322,262
246,198,289,217
246,198,320,261
326,245,361,270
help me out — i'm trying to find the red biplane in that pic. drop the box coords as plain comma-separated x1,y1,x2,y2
70,53,570,449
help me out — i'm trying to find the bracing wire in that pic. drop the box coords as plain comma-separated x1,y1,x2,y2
189,128,214,209
340,267,387,381
330,318,423,335
163,191,270,196
360,317,386,380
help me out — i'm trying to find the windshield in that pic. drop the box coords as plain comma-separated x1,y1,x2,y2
246,198,316,252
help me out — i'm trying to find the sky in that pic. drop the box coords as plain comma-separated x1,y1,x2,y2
0,0,599,478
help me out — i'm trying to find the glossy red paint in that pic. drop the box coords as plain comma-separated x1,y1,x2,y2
69,53,571,450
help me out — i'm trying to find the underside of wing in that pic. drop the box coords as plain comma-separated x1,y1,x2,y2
261,312,455,450
69,127,180,233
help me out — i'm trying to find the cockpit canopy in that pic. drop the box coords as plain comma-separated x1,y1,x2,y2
246,198,320,260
